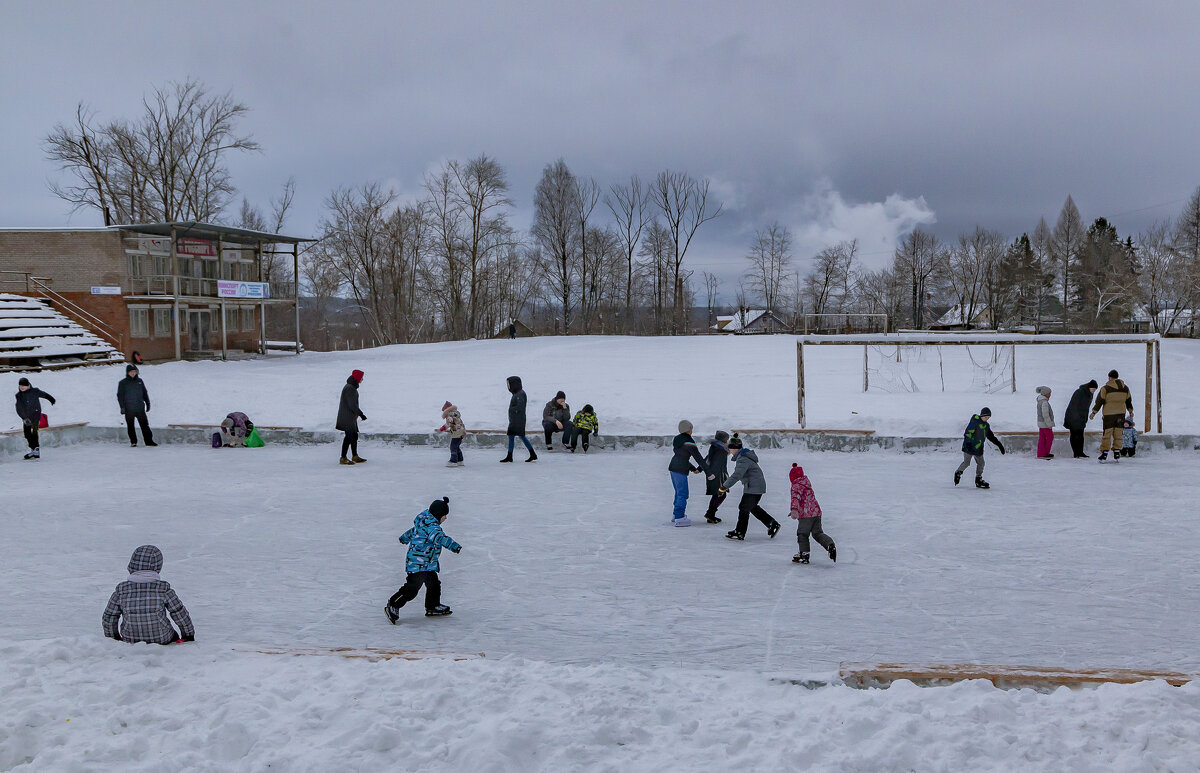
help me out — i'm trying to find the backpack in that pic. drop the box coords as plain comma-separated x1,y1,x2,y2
212,432,222,448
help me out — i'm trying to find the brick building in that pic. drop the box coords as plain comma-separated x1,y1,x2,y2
0,223,309,362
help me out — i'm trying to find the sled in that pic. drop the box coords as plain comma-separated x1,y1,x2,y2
240,646,484,662
837,662,1196,690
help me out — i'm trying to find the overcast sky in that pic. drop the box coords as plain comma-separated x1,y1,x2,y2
3,1,1198,291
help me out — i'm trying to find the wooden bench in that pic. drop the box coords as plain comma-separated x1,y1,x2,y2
168,424,302,431
734,428,876,436
243,647,483,662
995,430,1102,437
838,661,1195,690
0,421,89,436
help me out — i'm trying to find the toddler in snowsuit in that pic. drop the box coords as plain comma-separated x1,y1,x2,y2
569,405,598,452
789,464,836,564
439,401,466,466
14,377,55,460
954,407,1005,489
1122,417,1139,458
385,497,462,621
720,435,782,540
102,545,195,644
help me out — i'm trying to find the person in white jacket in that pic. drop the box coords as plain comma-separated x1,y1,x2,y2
1035,386,1055,459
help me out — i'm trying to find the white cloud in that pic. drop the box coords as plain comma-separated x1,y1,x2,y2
791,180,936,270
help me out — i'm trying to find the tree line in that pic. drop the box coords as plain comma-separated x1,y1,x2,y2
45,80,1200,343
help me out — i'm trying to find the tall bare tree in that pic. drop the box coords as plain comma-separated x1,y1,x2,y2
744,222,792,312
449,155,516,338
531,159,580,333
44,78,260,223
573,177,602,333
892,229,944,328
1050,196,1085,331
604,175,647,320
648,171,722,333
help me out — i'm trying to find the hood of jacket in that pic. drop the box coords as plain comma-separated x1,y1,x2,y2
1035,386,1051,398
507,376,523,394
442,403,458,418
127,544,163,573
735,448,759,464
345,376,359,388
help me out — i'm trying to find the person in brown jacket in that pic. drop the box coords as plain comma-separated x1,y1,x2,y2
1089,369,1133,462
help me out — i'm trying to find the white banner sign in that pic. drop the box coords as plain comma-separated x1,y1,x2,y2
217,281,270,299
90,286,122,295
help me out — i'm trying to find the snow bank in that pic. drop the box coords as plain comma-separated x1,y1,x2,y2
3,637,1198,772
11,336,1199,437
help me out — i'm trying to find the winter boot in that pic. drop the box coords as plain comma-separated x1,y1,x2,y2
793,552,810,564
384,605,399,624
725,530,745,541
339,457,355,465
705,514,722,524
526,449,538,462
828,544,837,562
1098,451,1108,463
767,521,781,539
975,477,990,489
146,440,158,447
425,605,452,617
130,441,138,448
954,470,962,486
352,455,367,464
500,453,514,463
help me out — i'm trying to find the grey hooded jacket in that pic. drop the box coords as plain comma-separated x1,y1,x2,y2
102,545,195,644
1035,386,1055,429
723,449,767,495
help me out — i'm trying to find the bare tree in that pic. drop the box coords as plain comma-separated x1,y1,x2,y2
573,176,602,333
445,155,516,338
744,222,792,312
803,239,857,320
531,159,580,334
1139,221,1193,333
648,171,722,333
44,78,260,223
702,270,720,326
944,227,1005,329
604,175,647,321
637,219,674,333
1050,196,1084,331
892,229,944,328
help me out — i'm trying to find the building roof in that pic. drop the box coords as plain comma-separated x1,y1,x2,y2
714,309,775,332
113,221,314,246
933,303,991,328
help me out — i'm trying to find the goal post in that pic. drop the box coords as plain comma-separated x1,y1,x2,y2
796,333,1162,432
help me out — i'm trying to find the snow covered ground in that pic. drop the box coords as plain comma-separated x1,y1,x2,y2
11,335,1200,437
3,442,1200,770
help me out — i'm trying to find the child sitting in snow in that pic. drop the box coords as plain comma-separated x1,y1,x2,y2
569,404,598,452
385,497,462,622
102,545,195,644
1121,417,1139,458
438,401,466,467
789,464,836,564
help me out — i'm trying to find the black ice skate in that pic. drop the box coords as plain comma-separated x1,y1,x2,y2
975,477,990,489
828,544,837,562
793,552,810,564
954,470,962,486
767,521,781,539
384,605,399,624
725,531,745,541
425,605,453,617
1098,451,1108,463
1112,449,1121,462
705,514,722,524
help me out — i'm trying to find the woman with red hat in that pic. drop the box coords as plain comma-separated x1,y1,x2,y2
337,369,367,465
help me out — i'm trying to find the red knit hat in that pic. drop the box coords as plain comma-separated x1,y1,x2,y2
789,463,806,482
351,369,364,383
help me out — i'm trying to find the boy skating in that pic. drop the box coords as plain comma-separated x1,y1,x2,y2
788,463,836,564
719,435,781,540
385,497,462,621
668,419,712,527
954,407,1005,488
702,430,731,524
14,377,55,460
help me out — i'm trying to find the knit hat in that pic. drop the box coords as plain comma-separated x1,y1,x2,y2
442,401,453,411
18,377,31,387
715,430,729,443
1086,379,1098,389
430,497,450,518
1108,369,1119,379
727,433,743,449
583,404,593,413
678,419,693,434
979,407,992,417
126,364,138,374
555,390,566,401
351,369,364,384
789,462,806,482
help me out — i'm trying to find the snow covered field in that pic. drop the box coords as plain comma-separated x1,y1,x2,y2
3,442,1200,770
12,335,1200,437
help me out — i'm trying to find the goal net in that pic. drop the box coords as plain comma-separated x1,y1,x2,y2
865,343,1014,394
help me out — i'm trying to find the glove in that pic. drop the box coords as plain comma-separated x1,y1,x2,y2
718,488,727,495
438,425,446,432
452,546,462,554
360,414,367,421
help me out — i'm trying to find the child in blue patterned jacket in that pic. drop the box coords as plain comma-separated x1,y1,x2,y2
385,497,462,622
1121,417,1139,458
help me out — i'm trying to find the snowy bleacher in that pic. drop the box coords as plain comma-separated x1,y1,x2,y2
0,293,124,371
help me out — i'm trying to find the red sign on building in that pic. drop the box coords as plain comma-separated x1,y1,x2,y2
177,238,217,257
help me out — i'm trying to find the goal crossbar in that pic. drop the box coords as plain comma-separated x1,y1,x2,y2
795,333,1163,432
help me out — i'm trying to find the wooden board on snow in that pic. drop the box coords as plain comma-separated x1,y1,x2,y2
0,421,89,436
242,646,483,662
839,661,1195,689
734,428,876,436
168,424,302,431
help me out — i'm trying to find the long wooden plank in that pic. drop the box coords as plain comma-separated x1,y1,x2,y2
839,662,1195,689
168,423,302,430
734,428,876,436
0,421,89,436
242,647,483,662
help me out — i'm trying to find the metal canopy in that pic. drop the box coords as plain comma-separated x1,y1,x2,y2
111,221,314,246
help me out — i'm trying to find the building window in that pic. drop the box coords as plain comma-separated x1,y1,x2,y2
153,256,171,277
128,253,144,278
223,307,237,331
242,307,255,332
153,308,172,338
129,308,149,338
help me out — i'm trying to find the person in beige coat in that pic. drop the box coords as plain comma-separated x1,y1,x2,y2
1090,370,1133,462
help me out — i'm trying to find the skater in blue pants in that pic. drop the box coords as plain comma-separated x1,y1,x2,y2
667,420,712,527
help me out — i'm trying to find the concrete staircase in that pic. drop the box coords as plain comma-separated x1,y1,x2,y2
0,293,124,371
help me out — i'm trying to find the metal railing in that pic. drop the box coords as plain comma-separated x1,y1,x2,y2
1,270,125,351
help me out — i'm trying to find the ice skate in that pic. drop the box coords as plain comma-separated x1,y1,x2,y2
425,605,452,617
792,552,809,563
704,514,722,524
673,517,692,527
767,521,781,539
828,544,837,562
725,530,744,541
384,605,399,624
975,477,989,489
23,451,35,460
1112,449,1121,462
1098,451,1108,463
146,441,158,447
339,457,355,465
954,470,962,486
31,448,40,459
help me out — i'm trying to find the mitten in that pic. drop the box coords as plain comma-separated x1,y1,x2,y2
452,546,462,554
360,414,367,421
438,425,446,432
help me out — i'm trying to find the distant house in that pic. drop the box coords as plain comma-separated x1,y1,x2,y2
1126,306,1197,336
931,304,993,331
712,309,787,334
491,318,535,339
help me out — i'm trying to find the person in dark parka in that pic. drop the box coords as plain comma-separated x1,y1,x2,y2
702,430,732,524
541,390,573,449
117,364,156,447
337,369,367,465
15,377,54,460
1063,380,1098,458
501,376,536,463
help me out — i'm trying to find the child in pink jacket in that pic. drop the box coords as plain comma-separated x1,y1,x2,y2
789,463,836,564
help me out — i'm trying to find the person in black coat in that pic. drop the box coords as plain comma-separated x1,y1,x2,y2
117,364,156,447
1063,380,1098,458
501,375,537,463
702,430,732,524
336,369,367,465
14,377,55,460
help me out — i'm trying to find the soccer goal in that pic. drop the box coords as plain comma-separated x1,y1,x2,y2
795,333,1163,432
